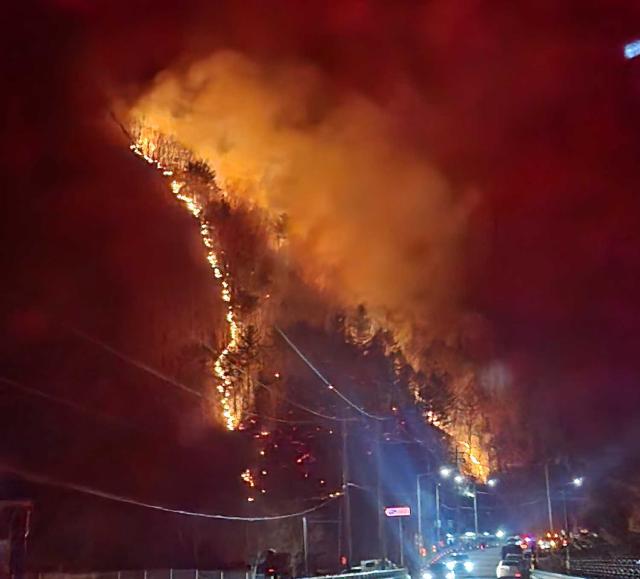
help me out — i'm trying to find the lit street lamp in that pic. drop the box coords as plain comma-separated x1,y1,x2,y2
417,467,454,550
440,466,452,478
563,477,585,532
545,462,586,531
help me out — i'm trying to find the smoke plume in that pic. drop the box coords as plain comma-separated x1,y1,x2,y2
130,52,474,346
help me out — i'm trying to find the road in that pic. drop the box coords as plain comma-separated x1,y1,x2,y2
464,547,500,579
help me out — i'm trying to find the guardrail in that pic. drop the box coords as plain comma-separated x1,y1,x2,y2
28,570,252,579
28,567,411,579
300,568,410,579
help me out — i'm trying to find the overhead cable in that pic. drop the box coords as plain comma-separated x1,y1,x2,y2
275,326,388,421
254,382,356,423
73,326,355,424
70,328,203,398
0,462,338,522
0,376,139,431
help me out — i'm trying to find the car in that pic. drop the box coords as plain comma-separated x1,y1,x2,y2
422,562,455,579
361,559,398,571
443,553,474,575
496,554,523,578
501,543,523,559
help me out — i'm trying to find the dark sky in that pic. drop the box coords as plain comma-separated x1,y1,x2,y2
3,0,640,481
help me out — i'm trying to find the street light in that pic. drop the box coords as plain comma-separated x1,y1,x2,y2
416,472,430,552
488,478,498,487
417,466,456,550
440,466,452,478
563,477,584,532
454,474,464,484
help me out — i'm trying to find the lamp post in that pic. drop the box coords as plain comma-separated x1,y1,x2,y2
545,463,554,530
416,467,453,551
474,479,498,536
416,473,429,552
545,463,585,532
564,477,584,533
472,486,479,536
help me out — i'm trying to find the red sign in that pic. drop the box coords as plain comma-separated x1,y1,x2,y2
384,506,411,517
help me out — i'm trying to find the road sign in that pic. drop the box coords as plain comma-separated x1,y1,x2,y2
384,506,411,517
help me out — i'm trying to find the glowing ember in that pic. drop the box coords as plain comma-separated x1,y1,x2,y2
241,468,256,488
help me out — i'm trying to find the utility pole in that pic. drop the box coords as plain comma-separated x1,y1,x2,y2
435,483,441,545
0,500,33,579
545,463,554,530
398,518,405,567
417,476,423,552
561,490,569,532
472,486,479,536
302,516,309,576
416,471,433,552
341,419,353,565
375,421,385,559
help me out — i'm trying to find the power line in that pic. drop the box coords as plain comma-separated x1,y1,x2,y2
70,328,204,399
245,411,320,425
274,326,388,421
255,382,356,423
0,376,140,432
73,326,354,424
224,357,351,422
0,462,338,522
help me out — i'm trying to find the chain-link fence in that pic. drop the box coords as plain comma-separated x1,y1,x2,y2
569,558,640,578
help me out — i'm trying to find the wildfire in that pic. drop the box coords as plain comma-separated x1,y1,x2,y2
129,126,242,430
459,440,490,481
128,124,494,475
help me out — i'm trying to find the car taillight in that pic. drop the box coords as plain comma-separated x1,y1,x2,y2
515,573,521,578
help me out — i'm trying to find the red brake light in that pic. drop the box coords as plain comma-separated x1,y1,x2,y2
515,574,521,578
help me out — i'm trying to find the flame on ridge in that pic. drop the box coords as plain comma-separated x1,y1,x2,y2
129,127,242,430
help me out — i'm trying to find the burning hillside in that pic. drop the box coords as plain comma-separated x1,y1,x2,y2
124,106,495,480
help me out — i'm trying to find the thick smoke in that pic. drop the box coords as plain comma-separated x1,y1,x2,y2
131,52,474,346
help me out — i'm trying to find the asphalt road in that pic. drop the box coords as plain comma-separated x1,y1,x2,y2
463,547,501,579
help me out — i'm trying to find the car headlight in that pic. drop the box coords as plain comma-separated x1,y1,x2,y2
464,562,474,572
446,561,456,571
422,573,433,579
446,572,455,579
